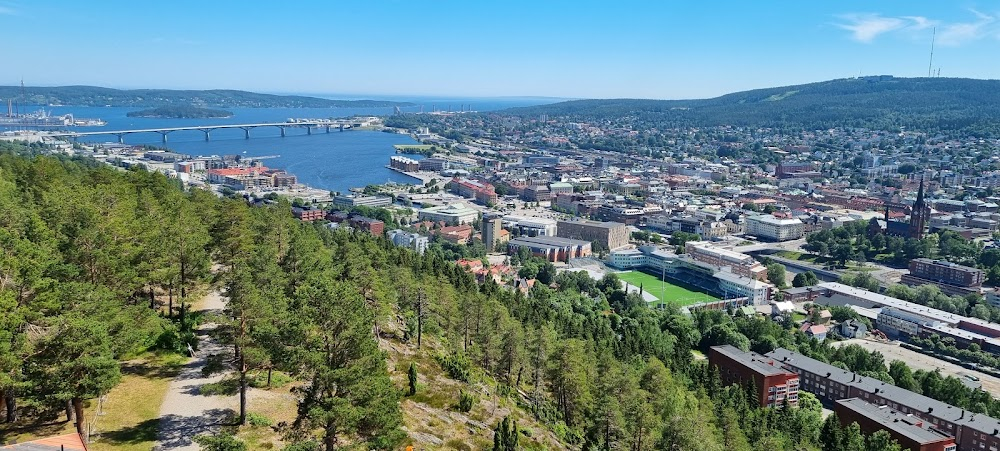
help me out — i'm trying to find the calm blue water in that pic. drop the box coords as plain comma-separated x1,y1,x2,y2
23,106,422,193
7,96,561,192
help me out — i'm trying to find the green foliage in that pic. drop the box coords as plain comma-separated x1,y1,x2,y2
791,271,818,287
765,263,787,288
193,433,248,451
508,77,1000,139
247,412,273,427
492,416,519,451
457,390,475,412
436,351,473,382
407,363,418,396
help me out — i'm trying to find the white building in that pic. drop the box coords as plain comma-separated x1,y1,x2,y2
418,203,480,225
502,215,558,237
387,229,428,254
746,215,804,241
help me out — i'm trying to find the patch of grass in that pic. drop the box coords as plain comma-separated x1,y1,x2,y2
616,271,717,306
200,377,240,396
445,438,474,450
87,352,186,451
249,370,293,389
246,412,272,427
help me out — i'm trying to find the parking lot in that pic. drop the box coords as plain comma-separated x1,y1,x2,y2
832,338,1000,396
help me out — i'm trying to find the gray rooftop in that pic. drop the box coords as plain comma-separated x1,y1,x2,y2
509,236,591,248
767,347,1000,437
836,398,954,444
712,345,794,377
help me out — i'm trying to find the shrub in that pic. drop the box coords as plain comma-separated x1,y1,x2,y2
435,351,472,382
457,390,475,412
247,412,272,427
193,433,247,451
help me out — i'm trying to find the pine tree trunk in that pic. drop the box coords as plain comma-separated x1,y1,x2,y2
168,282,174,319
4,390,16,423
0,390,5,422
239,358,248,425
324,423,337,451
72,397,85,436
149,285,156,310
65,399,75,422
267,367,273,387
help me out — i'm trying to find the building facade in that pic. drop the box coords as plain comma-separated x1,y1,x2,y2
834,398,957,451
905,258,984,289
709,345,800,408
768,347,998,451
507,236,591,262
417,203,480,225
746,215,805,241
557,219,630,250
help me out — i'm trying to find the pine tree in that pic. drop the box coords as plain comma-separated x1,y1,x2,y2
407,363,417,396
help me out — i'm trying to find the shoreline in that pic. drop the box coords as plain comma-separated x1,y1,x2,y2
385,165,434,185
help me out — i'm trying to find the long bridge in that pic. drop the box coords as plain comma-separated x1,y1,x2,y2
49,121,351,143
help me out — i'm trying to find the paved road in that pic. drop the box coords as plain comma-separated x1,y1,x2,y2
154,290,236,450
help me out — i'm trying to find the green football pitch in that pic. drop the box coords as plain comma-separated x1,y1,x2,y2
616,271,718,306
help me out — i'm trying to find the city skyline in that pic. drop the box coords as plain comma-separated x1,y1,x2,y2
2,1,1000,99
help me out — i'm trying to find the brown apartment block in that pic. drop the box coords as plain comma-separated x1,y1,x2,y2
835,398,957,451
556,219,629,250
768,347,999,451
708,345,799,408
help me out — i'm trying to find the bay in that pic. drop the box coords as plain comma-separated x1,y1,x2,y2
7,96,559,193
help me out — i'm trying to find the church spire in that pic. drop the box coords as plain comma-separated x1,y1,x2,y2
915,176,925,207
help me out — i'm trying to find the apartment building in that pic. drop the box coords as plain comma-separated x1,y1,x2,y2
901,258,984,296
709,345,799,408
767,347,1000,451
746,215,805,241
685,241,767,281
557,219,629,250
835,398,957,451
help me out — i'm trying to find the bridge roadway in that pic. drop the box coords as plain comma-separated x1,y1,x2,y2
49,121,350,143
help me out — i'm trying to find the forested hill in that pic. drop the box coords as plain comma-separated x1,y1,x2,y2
506,76,1000,135
0,85,413,108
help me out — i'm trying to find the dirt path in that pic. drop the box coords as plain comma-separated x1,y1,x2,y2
153,290,237,450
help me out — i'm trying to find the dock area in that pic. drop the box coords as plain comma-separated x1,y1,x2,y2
385,165,437,185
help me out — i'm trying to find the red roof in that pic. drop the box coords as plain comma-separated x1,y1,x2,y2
208,167,270,177
2,433,88,450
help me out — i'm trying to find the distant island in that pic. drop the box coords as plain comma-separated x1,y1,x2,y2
127,105,234,119
0,85,414,108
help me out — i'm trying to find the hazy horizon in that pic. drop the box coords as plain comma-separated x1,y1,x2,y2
4,1,1000,98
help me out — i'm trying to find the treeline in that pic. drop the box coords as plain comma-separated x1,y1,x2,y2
504,77,1000,138
0,86,413,108
0,141,215,436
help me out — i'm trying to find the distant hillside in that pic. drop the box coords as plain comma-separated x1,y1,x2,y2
506,77,1000,136
0,85,413,108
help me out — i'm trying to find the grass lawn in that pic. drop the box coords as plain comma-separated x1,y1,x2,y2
87,352,186,451
617,271,717,306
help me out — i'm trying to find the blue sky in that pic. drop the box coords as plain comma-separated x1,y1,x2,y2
2,1,999,99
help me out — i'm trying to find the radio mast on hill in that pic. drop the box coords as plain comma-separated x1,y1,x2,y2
927,27,936,77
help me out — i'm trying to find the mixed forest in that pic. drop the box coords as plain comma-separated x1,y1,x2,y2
0,140,992,450
507,76,1000,138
